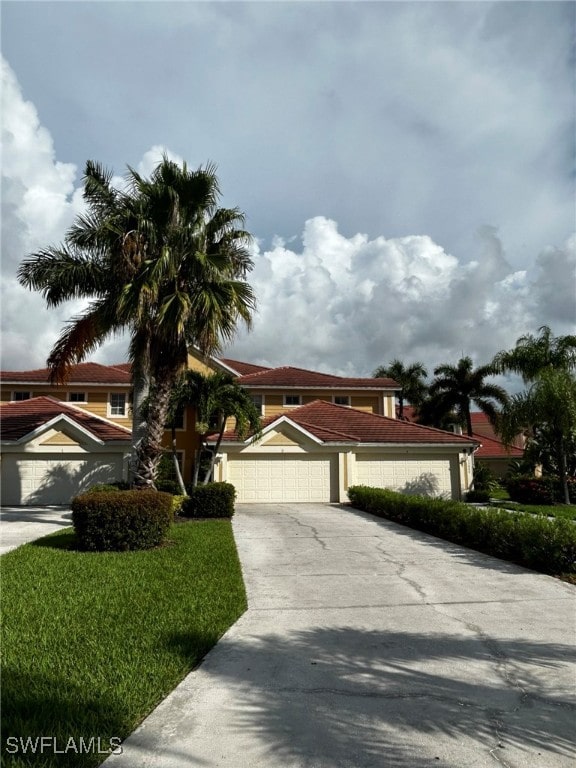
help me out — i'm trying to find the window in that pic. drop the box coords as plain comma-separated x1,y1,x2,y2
334,396,350,406
284,395,301,406
250,394,264,415
12,391,31,401
68,392,87,403
109,392,127,416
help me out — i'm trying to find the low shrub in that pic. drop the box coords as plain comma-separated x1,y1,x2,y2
71,490,173,551
171,494,189,516
86,481,130,493
504,474,576,505
181,483,236,519
505,476,554,505
347,485,576,575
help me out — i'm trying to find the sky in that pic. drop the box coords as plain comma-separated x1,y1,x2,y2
1,0,575,386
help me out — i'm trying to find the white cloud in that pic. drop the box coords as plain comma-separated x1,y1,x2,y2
1,56,574,388
229,218,575,377
1,57,88,370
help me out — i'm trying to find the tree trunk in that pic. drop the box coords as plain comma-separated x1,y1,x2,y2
129,368,150,486
557,438,571,505
133,367,178,489
465,405,473,437
171,425,187,495
191,435,207,490
203,417,226,484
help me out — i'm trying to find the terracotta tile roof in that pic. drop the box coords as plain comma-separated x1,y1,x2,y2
236,366,398,389
0,397,132,443
109,363,132,374
219,358,272,376
217,399,478,446
1,362,131,385
473,432,523,459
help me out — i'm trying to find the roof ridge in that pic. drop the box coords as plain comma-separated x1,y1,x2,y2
290,416,359,441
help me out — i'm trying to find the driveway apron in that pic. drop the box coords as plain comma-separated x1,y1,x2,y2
105,503,576,768
0,506,72,555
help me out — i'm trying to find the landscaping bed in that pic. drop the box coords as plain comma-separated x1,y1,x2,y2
1,520,247,767
348,486,576,581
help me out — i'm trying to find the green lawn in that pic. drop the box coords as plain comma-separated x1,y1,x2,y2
490,500,576,522
1,521,247,768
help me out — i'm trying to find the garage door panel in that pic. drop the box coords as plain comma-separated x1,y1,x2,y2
1,454,125,506
229,454,335,503
356,455,452,498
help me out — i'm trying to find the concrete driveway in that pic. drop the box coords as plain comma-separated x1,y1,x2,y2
104,502,575,768
0,506,72,555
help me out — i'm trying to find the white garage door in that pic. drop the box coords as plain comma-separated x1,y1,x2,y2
355,455,453,498
228,454,336,503
1,454,125,506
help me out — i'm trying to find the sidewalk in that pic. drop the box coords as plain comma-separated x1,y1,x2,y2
104,502,576,768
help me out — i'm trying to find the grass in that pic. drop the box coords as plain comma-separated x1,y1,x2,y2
489,500,576,522
1,521,247,768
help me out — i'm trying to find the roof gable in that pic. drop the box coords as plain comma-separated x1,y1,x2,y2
217,399,478,447
0,397,132,444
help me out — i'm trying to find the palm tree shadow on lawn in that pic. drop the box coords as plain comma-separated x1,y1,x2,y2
165,626,576,768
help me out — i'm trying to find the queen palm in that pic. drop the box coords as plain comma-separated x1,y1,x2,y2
18,157,255,488
373,359,428,419
499,369,576,504
493,325,576,382
427,356,508,436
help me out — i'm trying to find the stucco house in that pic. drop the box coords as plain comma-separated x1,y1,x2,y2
1,353,478,505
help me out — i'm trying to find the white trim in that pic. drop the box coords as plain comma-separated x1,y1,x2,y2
108,392,127,418
3,414,106,446
283,394,302,407
332,395,351,407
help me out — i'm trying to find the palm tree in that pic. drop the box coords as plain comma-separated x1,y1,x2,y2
373,359,428,419
18,157,255,488
168,370,261,488
499,369,576,504
427,357,509,436
493,325,576,383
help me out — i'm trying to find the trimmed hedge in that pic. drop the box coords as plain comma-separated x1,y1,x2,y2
181,483,236,519
347,485,576,575
71,490,173,551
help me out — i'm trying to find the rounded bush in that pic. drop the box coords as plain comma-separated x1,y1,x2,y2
71,490,173,551
181,483,236,519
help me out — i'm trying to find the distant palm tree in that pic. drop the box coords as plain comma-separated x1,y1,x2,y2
499,369,576,504
373,359,428,419
168,370,261,488
493,325,576,383
427,357,508,436
18,157,255,488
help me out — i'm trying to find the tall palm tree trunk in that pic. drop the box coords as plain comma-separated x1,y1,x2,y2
134,367,178,489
